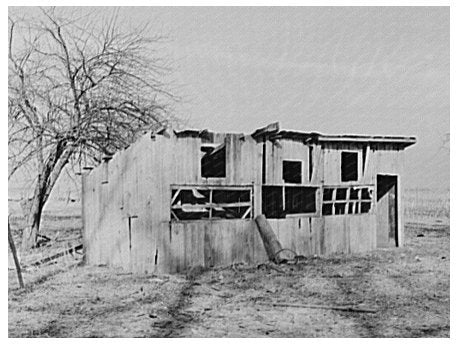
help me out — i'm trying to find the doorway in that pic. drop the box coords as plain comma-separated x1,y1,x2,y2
376,175,398,247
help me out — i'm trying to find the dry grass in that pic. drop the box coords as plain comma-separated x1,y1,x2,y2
404,188,449,221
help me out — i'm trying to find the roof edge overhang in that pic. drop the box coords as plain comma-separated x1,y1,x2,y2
174,122,417,149
317,135,417,148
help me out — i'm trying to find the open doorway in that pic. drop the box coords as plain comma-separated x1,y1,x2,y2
376,174,398,247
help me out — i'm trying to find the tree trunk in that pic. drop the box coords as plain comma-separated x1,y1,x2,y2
21,142,74,251
9,220,24,288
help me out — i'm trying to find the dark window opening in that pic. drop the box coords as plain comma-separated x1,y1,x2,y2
201,145,226,178
262,185,317,218
361,202,371,213
349,188,359,200
323,188,334,201
376,175,397,201
336,188,347,200
361,188,371,200
322,203,332,215
334,203,346,215
262,186,284,218
285,187,316,214
282,160,302,184
341,152,358,182
212,189,250,203
348,202,354,214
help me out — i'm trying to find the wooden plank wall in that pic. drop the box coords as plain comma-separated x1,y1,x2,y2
264,140,310,184
83,130,407,274
322,214,376,254
169,220,262,272
269,217,324,256
269,215,376,257
321,143,365,185
84,131,266,274
83,134,157,272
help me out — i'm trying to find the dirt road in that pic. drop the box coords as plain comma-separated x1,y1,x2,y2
8,221,449,337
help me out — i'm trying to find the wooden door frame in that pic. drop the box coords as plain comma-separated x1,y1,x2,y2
376,174,399,247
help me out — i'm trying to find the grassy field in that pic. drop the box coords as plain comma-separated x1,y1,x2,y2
8,188,450,337
404,187,449,221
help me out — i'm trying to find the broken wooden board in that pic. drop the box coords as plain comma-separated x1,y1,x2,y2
27,244,83,267
257,301,377,313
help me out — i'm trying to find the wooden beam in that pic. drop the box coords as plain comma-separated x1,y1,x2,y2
251,122,280,141
27,244,83,267
241,207,252,219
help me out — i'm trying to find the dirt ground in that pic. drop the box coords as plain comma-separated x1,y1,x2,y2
8,215,449,338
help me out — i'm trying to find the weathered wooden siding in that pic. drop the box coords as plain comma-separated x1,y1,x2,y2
322,214,377,254
268,217,324,256
269,215,375,257
169,220,262,272
166,214,376,272
264,140,310,185
83,134,158,272
321,143,365,185
83,130,409,274
84,131,266,273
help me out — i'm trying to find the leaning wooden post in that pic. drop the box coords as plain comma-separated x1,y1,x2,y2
8,220,24,289
254,214,283,263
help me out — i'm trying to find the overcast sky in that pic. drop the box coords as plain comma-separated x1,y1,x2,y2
9,6,450,189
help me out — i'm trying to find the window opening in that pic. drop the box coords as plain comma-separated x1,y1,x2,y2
361,188,371,200
262,186,283,218
285,187,316,214
322,185,373,216
336,188,347,200
262,185,317,218
341,152,358,182
201,144,226,178
322,203,333,216
349,188,359,200
282,160,302,184
334,203,346,215
361,202,371,213
171,186,252,221
323,188,334,201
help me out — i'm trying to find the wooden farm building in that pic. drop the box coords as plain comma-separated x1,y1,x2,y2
82,122,416,273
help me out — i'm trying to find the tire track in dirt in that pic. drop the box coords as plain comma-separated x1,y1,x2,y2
328,250,449,338
323,260,382,337
152,268,206,337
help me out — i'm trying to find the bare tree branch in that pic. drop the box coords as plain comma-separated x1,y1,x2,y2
8,8,177,249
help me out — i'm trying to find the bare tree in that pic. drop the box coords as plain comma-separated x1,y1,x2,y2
8,7,176,250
